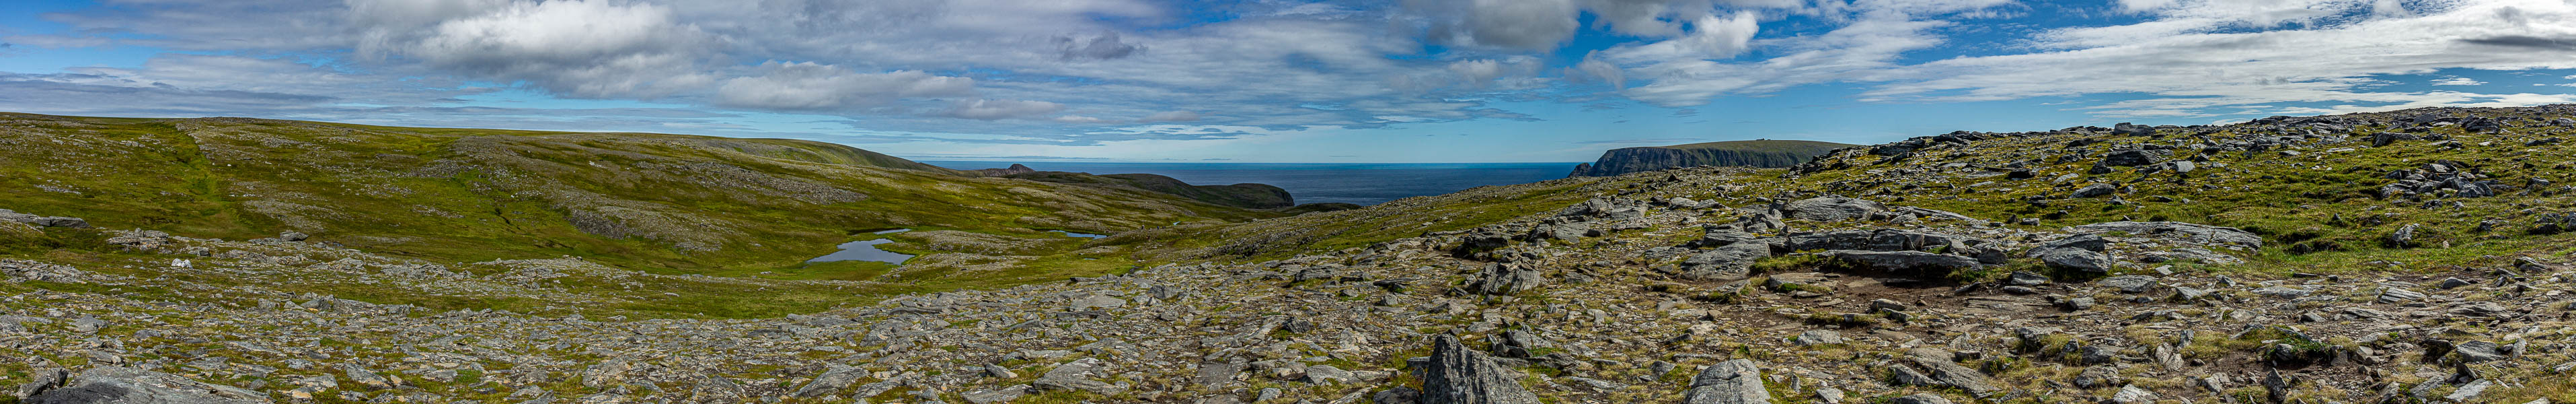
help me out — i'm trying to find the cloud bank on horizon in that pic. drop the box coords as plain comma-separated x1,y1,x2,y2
2,0,2575,162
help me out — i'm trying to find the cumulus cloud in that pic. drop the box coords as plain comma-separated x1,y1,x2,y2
2431,77,2487,86
1056,32,1143,61
352,0,716,98
1140,111,1201,122
1866,0,2576,117
714,62,973,110
944,99,1066,120
1603,11,1761,62
1572,51,1626,88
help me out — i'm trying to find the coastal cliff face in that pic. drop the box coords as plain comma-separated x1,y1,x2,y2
1568,139,1852,177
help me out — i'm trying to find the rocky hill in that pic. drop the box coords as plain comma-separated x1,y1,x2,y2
7,106,2576,404
1569,139,1852,177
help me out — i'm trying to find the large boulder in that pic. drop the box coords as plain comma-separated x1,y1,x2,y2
1782,230,1992,254
2101,149,2170,166
2034,248,2113,272
1890,358,2000,397
1826,250,1979,275
1419,335,1543,404
1782,197,1887,222
1677,242,1774,281
1681,360,1772,404
792,366,867,397
24,367,269,404
2071,222,2262,248
1468,263,1546,295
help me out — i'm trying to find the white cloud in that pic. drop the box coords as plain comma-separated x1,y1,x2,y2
1140,110,1201,122
714,62,972,110
1604,11,1761,62
2431,77,2487,86
1573,51,1626,88
944,99,1066,120
1865,0,2576,117
354,0,716,98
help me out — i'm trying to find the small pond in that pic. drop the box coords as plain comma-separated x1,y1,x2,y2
806,229,915,264
1051,230,1107,239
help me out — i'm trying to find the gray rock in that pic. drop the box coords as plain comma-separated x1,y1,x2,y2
2070,222,2263,248
1782,197,1888,222
1419,335,1541,404
2111,385,2156,404
2436,277,2473,290
1371,387,1421,404
1825,250,1979,274
1488,329,1549,358
2007,271,2051,285
1782,230,1993,253
1793,330,1844,347
2390,224,2419,248
2454,341,2505,363
1679,242,1772,281
1895,358,2000,397
2072,183,2118,198
1192,360,1243,388
1304,365,1353,384
25,367,268,404
2035,247,2113,273
2251,286,2311,298
2103,149,2171,166
1692,229,1764,248
792,366,865,397
1067,294,1127,310
2040,234,2109,252
2098,275,2158,294
2444,379,2493,403
340,364,391,390
1888,393,1951,404
2171,286,2210,301
1470,263,1546,295
2378,288,2427,303
1031,358,1123,395
1681,359,1771,404
2073,365,2122,389
960,385,1028,404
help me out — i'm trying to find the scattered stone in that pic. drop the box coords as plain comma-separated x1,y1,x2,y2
1682,359,1771,404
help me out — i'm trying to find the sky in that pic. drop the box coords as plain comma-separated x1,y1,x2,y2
3,0,2576,163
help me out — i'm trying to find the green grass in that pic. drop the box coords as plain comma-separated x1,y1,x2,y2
0,113,1277,277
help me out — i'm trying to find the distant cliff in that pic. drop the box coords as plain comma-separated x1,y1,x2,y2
1568,139,1853,177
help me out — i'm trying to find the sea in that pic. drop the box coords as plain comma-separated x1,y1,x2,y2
920,161,1581,205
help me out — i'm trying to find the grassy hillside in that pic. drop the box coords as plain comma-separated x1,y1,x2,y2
1003,171,1295,209
0,113,1277,276
1568,139,1854,176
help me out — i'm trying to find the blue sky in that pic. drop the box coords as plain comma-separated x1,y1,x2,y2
4,0,2576,163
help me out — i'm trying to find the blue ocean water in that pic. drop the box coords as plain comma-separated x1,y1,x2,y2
921,161,1580,205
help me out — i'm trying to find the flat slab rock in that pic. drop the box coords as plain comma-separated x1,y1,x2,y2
26,367,270,404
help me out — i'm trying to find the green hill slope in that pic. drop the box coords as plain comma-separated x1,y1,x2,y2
1003,171,1295,209
0,113,1275,275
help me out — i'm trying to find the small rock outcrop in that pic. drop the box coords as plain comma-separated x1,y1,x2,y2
1419,335,1543,404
